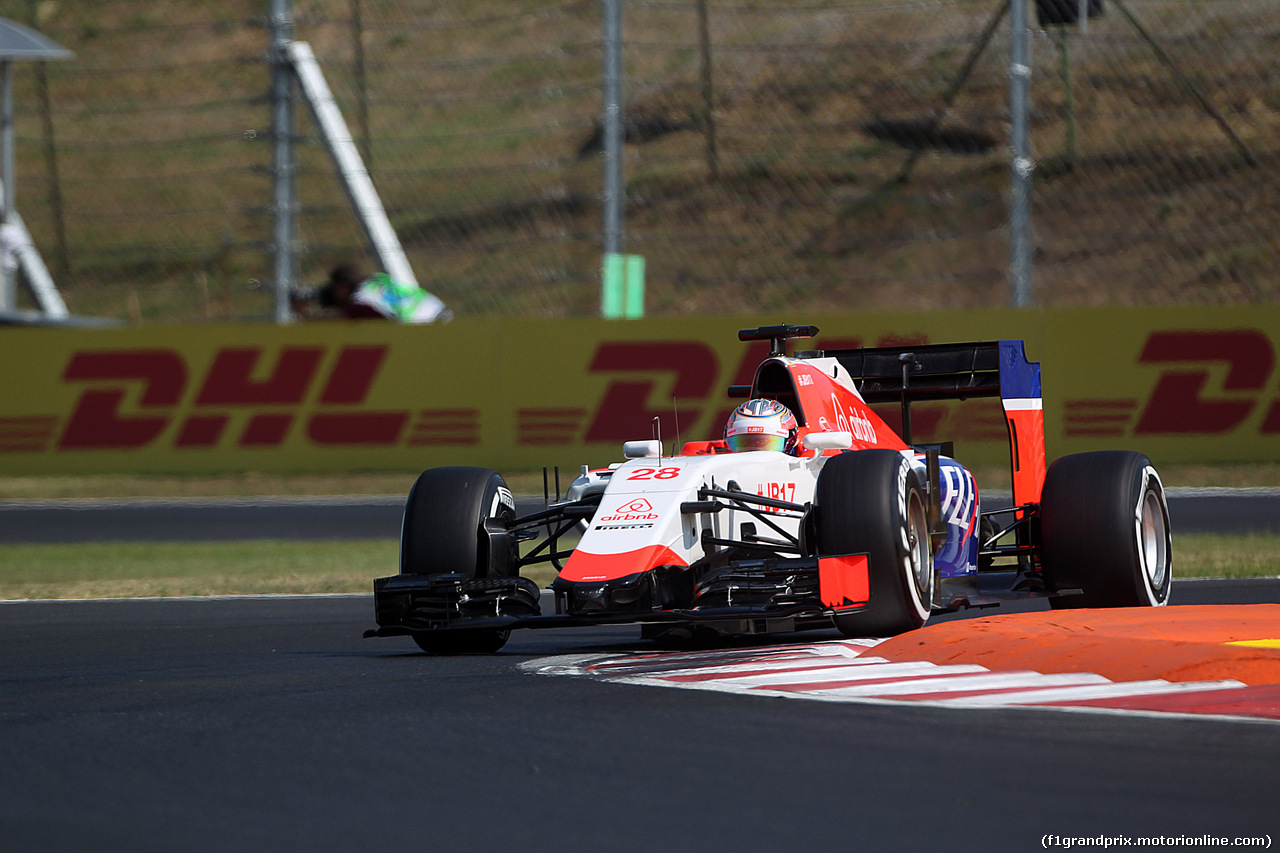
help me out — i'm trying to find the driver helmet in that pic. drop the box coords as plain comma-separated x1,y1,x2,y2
724,398,798,454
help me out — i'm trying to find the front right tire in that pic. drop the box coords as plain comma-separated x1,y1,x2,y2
815,450,934,637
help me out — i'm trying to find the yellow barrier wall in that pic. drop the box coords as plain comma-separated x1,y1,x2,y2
2,306,1278,475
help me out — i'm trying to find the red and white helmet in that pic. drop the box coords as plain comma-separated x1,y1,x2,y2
724,398,798,454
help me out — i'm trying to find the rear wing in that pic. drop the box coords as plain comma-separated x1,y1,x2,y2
795,340,1046,507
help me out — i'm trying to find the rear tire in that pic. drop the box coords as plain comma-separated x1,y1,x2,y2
816,450,934,637
400,466,518,652
1040,451,1172,609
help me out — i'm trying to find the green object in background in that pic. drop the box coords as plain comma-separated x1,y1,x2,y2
602,253,645,318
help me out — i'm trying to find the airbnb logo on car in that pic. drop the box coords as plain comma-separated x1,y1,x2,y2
598,497,659,523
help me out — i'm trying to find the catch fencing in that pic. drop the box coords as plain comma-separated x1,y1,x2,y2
4,0,1277,323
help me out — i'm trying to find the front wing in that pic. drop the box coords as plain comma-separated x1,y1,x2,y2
364,553,872,640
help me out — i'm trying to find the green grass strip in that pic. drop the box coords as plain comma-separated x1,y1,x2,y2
0,540,397,600
0,535,1274,600
0,539,562,600
1173,534,1280,581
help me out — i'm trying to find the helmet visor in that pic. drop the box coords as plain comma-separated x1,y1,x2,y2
726,432,788,453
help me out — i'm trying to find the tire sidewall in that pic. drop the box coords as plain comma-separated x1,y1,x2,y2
894,457,933,623
1131,463,1172,606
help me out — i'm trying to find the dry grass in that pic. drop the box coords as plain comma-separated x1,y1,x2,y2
7,0,1275,322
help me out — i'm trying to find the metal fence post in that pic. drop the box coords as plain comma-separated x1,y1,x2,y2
1009,0,1034,306
601,0,625,315
697,0,718,182
1,62,13,311
270,0,296,324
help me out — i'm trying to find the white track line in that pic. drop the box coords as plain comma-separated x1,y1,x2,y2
938,678,1244,706
524,640,1271,723
805,671,1110,698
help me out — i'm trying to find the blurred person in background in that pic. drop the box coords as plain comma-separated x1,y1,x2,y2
292,262,451,323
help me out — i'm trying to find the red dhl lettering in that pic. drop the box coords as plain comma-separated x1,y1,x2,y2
583,341,718,443
585,335,871,446
1136,330,1277,434
580,331,1280,449
49,345,471,452
1065,330,1280,437
15,327,1280,460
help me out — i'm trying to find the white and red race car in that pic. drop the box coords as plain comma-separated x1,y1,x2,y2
366,324,1172,653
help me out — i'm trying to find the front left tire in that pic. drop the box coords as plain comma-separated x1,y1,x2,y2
399,466,518,653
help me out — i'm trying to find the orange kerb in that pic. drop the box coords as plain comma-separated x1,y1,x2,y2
873,604,1280,687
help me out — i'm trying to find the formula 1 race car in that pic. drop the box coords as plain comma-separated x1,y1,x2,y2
365,324,1172,653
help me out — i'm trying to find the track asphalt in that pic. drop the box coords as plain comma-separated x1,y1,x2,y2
3,582,1278,852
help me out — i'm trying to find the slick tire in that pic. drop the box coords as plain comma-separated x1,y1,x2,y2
1039,451,1172,609
412,628,512,655
400,466,518,653
816,450,934,638
400,466,517,579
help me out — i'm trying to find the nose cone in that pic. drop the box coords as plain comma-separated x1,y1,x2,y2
559,544,688,583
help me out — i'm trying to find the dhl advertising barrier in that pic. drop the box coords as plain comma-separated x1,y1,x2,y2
2,306,1279,476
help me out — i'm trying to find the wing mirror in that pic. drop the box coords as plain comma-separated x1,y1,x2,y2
803,431,853,451
623,440,663,459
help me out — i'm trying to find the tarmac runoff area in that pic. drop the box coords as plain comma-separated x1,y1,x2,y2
528,604,1280,723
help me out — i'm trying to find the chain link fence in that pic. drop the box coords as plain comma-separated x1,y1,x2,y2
3,0,1276,323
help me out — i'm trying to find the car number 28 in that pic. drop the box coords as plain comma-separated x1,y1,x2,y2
627,467,681,480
